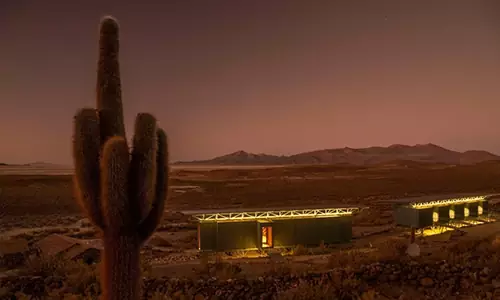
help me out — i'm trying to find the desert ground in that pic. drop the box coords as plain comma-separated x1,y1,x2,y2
2,161,500,299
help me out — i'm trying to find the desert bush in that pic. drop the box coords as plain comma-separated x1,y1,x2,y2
197,254,243,279
3,255,101,298
0,252,26,269
268,261,292,276
176,232,198,248
277,278,375,300
328,249,375,269
68,229,98,239
277,282,338,300
291,244,309,256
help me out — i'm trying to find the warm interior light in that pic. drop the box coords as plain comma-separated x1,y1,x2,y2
463,219,485,225
464,207,470,217
449,208,455,219
422,226,453,236
478,205,483,216
433,211,439,222
261,226,273,248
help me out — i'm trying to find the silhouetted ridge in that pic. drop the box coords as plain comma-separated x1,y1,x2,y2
174,144,500,166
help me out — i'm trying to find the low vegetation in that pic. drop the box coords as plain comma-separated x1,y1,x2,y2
2,162,500,298
2,161,500,221
2,234,500,299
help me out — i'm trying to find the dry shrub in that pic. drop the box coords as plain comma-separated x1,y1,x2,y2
425,234,500,265
267,257,292,276
228,249,252,258
277,275,373,300
176,232,198,248
11,233,36,243
328,249,375,269
68,229,98,239
20,255,100,297
291,244,309,256
277,282,338,300
151,292,174,300
199,251,210,270
141,258,153,278
197,252,242,278
374,238,408,260
328,238,408,269
22,255,69,277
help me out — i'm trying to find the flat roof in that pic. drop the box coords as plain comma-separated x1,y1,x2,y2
388,192,500,209
180,203,361,216
182,204,361,222
391,193,499,205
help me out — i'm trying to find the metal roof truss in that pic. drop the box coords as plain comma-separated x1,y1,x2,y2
193,207,358,222
410,196,486,209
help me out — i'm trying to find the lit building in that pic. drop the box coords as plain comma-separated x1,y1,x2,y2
393,193,495,229
184,205,360,252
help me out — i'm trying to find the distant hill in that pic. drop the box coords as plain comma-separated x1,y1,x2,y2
175,144,500,166
0,162,70,168
24,162,69,168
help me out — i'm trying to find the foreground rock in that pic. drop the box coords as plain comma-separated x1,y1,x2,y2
3,259,500,299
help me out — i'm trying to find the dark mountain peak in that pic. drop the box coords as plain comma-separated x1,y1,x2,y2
227,150,250,157
175,143,500,166
388,144,408,148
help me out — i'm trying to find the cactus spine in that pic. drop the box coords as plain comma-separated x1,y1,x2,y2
72,16,169,300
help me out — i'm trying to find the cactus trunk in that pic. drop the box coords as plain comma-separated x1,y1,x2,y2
72,16,169,300
102,235,141,300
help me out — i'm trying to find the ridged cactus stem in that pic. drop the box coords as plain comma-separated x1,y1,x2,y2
72,16,169,300
102,235,141,300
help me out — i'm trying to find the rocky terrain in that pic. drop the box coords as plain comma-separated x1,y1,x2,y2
176,143,500,166
2,258,500,299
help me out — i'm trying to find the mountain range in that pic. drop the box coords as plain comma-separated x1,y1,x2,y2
175,144,500,166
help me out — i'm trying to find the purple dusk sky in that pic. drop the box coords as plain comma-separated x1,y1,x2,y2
2,0,500,164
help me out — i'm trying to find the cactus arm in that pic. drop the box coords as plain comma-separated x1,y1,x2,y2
72,108,105,230
129,113,158,223
73,16,169,299
137,128,169,243
100,136,133,231
97,16,126,140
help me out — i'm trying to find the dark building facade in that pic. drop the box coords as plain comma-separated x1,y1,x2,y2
188,207,358,252
393,193,493,229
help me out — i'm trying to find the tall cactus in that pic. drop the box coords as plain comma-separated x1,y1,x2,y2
72,16,169,300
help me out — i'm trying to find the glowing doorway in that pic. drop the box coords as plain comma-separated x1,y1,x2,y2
261,226,273,248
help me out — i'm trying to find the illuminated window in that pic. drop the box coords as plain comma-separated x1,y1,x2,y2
432,211,439,222
464,207,470,217
261,226,273,248
478,205,483,216
449,208,455,219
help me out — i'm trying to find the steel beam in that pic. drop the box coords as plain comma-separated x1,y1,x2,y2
193,207,359,222
410,196,486,209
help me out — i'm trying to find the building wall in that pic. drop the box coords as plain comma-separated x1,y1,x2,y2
198,216,353,251
199,223,217,251
394,206,418,228
199,221,259,251
417,207,434,228
216,222,259,251
437,205,451,223
482,200,489,214
394,206,435,228
468,202,479,217
394,200,490,229
468,201,488,217
267,216,352,248
453,204,465,220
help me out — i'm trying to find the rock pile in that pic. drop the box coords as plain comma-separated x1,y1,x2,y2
3,260,500,299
